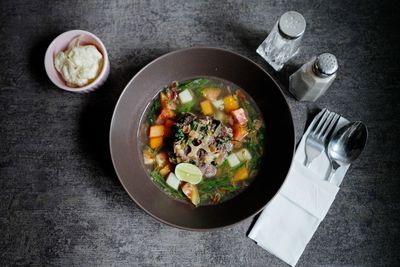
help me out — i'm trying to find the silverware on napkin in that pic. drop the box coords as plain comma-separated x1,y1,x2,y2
326,121,368,181
304,109,340,167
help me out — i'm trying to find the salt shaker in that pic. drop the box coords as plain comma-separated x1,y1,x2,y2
289,53,338,102
256,11,306,71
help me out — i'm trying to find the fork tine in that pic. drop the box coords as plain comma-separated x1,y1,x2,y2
317,112,335,138
309,108,328,133
321,113,341,140
312,109,330,136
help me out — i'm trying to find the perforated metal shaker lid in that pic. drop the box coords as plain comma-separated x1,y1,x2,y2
278,11,306,39
312,53,338,78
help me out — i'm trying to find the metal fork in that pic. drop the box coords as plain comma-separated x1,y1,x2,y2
304,109,341,167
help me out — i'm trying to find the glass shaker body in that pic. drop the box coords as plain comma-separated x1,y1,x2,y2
289,56,337,102
257,11,306,71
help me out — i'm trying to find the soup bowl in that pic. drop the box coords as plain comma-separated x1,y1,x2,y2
110,47,294,230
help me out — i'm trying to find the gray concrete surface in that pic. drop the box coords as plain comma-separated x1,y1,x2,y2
1,0,399,266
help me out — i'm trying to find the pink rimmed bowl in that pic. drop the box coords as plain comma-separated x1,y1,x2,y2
44,29,110,93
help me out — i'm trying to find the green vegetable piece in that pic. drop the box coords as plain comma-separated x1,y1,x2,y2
177,78,210,92
150,170,186,199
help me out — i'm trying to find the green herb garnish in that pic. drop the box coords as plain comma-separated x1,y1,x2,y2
147,96,161,124
177,78,210,93
150,170,186,199
198,176,237,194
174,127,184,141
175,100,196,113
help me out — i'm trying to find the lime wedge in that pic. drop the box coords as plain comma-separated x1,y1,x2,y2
175,163,203,185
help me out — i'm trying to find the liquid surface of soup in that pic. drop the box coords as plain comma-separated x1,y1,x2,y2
141,78,266,206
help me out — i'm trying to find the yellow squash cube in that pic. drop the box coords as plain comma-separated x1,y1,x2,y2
149,136,163,149
224,95,239,112
232,167,249,182
149,125,164,138
200,100,213,115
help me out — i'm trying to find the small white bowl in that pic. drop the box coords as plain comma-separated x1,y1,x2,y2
44,30,110,93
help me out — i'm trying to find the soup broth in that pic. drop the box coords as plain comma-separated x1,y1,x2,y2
140,77,266,206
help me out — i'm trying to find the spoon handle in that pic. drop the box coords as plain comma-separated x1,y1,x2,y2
326,160,341,182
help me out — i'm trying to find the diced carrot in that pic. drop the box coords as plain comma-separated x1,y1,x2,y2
224,95,239,112
149,136,163,149
233,123,248,141
159,163,172,177
232,167,249,182
202,87,221,101
149,125,165,138
155,108,176,125
200,100,213,115
164,119,175,137
231,108,248,126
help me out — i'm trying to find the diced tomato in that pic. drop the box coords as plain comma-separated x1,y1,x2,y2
164,119,175,137
155,108,176,125
233,123,248,141
231,108,248,126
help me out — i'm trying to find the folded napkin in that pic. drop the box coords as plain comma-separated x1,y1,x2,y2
248,109,350,266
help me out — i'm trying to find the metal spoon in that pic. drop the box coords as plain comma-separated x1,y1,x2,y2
326,121,368,181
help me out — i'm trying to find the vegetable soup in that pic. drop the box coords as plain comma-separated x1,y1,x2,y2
141,78,266,206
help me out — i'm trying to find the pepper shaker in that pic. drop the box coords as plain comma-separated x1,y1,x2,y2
257,11,306,71
289,53,338,102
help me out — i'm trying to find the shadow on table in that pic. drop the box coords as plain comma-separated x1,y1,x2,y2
78,49,168,182
28,34,168,187
230,23,266,52
28,31,61,87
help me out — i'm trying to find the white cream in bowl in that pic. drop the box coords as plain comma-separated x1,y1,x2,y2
54,36,104,87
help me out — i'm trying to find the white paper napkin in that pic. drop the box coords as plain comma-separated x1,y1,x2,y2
248,109,350,266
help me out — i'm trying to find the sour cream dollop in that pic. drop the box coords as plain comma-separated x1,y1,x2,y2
54,36,103,87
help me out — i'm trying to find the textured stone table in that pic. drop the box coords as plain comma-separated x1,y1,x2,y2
1,1,399,266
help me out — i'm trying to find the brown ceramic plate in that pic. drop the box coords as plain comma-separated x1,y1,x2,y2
110,47,294,230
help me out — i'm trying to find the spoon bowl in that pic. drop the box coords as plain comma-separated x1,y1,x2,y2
327,121,368,179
